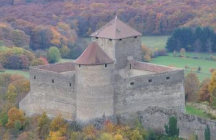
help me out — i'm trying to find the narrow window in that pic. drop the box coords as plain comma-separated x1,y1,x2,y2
95,37,98,39
105,64,107,68
119,39,122,41
130,82,134,85
130,64,132,69
52,79,54,83
134,36,137,39
109,39,112,41
69,83,72,87
149,79,152,83
34,76,36,79
166,77,170,80
79,64,81,67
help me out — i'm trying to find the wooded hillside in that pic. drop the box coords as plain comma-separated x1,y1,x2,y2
0,0,216,37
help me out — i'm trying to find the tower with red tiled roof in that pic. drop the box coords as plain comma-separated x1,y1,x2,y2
74,42,115,121
91,16,142,69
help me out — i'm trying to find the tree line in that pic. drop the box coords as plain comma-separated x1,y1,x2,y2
166,27,216,53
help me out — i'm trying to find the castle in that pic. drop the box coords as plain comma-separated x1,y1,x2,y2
19,17,185,122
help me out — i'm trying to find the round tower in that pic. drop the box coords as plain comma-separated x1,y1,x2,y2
74,42,115,121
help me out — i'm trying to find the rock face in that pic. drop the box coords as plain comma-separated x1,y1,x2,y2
19,17,185,122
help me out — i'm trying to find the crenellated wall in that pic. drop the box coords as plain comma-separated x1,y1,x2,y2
114,70,185,115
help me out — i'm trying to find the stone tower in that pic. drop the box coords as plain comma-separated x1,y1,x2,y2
91,16,142,69
74,42,115,121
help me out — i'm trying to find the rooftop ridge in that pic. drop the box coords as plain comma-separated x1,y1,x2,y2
74,42,114,65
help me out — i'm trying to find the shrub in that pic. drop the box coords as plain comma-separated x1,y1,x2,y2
47,47,61,63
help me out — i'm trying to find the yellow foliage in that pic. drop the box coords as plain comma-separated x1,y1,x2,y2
51,27,61,45
208,71,216,94
6,84,17,103
46,131,66,140
50,115,67,135
114,134,123,140
83,125,97,139
6,107,25,128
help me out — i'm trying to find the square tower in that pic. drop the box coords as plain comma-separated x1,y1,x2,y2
91,16,142,69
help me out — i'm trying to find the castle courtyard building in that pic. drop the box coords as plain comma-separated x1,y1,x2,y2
19,17,185,121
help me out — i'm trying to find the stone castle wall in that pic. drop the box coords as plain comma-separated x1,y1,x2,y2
87,107,216,140
114,70,185,115
115,36,142,69
75,64,115,121
20,67,76,120
94,36,142,70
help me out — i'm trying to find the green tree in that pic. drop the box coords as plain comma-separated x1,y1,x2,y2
205,125,210,140
37,112,50,139
146,130,157,140
47,47,61,63
165,117,179,137
0,110,8,127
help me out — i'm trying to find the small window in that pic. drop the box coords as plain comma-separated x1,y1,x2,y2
79,64,81,67
95,37,98,39
149,79,152,83
109,39,112,41
130,64,132,69
134,36,137,39
166,77,170,80
52,79,54,83
69,83,72,87
34,76,36,79
119,39,122,41
105,64,107,68
130,82,134,85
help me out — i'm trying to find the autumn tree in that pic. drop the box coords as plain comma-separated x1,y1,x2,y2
47,47,61,63
37,112,50,139
6,84,17,103
185,73,200,102
48,114,68,140
6,107,25,128
141,45,152,62
198,79,211,102
208,71,216,108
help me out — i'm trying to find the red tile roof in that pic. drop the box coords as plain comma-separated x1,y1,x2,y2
91,16,142,39
74,42,114,65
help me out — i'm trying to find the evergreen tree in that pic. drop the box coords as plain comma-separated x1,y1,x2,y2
165,117,179,137
205,124,210,140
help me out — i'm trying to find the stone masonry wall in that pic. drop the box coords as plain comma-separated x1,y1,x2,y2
93,36,142,70
75,64,115,121
114,70,185,115
87,107,216,140
115,36,142,69
20,67,76,121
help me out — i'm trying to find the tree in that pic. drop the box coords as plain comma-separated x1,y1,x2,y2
198,79,211,102
0,110,8,127
6,107,25,128
49,115,67,135
47,47,61,63
146,130,157,140
46,131,66,140
205,125,210,140
6,84,17,103
114,134,123,140
165,117,179,137
37,112,50,139
185,73,200,102
208,71,216,108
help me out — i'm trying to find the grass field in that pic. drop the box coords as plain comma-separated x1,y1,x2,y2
0,69,29,78
151,55,216,81
141,36,170,49
186,104,209,119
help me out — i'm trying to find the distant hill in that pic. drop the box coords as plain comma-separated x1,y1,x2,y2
0,0,215,37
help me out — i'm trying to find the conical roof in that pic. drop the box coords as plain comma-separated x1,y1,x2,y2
74,42,114,65
91,16,142,39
